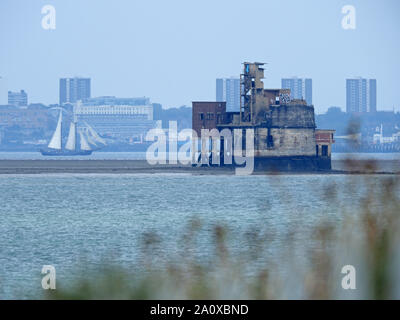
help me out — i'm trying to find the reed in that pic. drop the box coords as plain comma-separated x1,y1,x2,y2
45,161,400,300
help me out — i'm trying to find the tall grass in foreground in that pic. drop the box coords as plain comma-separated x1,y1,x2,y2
46,162,400,300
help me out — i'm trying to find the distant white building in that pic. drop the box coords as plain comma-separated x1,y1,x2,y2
8,90,28,107
74,97,157,142
373,124,400,144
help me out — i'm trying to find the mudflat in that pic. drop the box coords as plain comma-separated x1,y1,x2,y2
0,160,231,174
0,159,398,174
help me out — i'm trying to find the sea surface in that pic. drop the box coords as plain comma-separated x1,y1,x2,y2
0,171,396,299
0,151,149,160
0,151,400,161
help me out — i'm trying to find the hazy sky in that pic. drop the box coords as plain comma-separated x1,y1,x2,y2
0,0,399,113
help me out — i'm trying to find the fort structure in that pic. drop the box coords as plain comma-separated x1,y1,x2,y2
192,62,335,171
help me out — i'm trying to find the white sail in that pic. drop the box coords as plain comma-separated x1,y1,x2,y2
48,111,62,149
65,122,76,151
84,121,107,145
86,133,98,146
79,130,91,151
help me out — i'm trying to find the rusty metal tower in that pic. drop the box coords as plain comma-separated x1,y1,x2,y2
240,62,265,124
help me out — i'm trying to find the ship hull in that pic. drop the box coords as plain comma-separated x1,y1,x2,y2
40,149,92,156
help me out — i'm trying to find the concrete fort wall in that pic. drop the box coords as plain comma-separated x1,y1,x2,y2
253,156,331,171
269,104,315,128
255,127,316,157
252,104,317,157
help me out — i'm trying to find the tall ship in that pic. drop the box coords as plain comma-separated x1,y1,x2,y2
40,109,106,156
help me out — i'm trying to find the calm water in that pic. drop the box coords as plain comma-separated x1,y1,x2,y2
0,172,392,299
0,151,148,160
1,151,400,161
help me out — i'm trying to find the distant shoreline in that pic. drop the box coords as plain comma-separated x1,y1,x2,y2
0,160,398,175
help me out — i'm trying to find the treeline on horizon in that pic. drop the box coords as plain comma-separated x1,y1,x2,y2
0,103,192,148
316,107,400,137
155,105,400,138
2,103,400,149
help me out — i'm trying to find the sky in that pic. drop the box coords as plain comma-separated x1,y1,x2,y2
0,0,399,114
